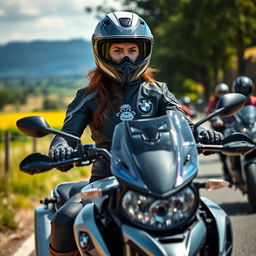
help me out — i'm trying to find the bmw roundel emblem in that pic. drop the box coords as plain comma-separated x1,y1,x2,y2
79,232,90,249
138,100,153,113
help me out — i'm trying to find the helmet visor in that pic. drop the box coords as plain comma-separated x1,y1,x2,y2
97,39,152,64
235,86,252,96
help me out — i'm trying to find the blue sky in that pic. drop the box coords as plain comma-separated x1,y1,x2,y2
0,0,121,45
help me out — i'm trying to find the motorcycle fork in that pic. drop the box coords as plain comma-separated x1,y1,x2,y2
240,155,247,183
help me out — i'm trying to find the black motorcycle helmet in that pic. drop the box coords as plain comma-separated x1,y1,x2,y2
92,11,153,84
232,76,254,98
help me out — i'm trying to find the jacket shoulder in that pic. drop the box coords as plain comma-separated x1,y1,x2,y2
66,87,96,113
141,81,165,95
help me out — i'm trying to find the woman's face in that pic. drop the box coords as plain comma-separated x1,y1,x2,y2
109,42,139,64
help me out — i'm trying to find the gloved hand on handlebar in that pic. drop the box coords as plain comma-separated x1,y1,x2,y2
48,143,74,172
199,129,224,145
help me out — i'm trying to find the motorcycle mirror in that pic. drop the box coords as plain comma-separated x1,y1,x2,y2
216,93,246,117
222,141,255,156
16,116,81,143
222,133,254,144
194,93,246,129
16,116,52,138
20,153,54,174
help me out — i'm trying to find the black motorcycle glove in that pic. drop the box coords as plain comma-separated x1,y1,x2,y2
199,129,224,145
48,144,74,172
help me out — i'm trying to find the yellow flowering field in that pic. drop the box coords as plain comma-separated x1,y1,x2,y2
0,111,66,130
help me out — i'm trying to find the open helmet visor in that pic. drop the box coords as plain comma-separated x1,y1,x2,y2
96,38,152,65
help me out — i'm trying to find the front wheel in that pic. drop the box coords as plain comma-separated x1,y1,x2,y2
246,163,256,212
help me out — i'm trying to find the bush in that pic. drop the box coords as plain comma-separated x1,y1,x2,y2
43,98,65,110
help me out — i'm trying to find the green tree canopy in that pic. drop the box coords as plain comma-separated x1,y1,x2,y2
88,0,256,100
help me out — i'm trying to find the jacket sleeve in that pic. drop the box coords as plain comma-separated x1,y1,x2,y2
50,88,94,149
158,83,194,129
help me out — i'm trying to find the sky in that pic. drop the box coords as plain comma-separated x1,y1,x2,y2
0,0,122,45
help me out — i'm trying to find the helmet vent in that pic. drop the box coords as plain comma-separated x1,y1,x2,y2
140,21,145,25
119,18,131,27
104,20,110,25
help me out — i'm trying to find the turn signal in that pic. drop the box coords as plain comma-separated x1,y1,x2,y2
205,179,230,190
76,189,103,199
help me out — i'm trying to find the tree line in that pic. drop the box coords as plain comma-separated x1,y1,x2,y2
87,0,256,100
0,77,79,111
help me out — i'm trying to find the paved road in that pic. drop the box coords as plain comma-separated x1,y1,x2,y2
198,154,256,256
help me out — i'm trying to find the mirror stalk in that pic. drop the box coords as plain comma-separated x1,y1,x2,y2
46,128,81,144
194,107,224,129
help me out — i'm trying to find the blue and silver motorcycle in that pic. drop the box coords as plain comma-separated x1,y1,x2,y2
17,93,254,256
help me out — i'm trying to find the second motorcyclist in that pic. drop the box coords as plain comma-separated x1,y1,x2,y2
232,76,256,106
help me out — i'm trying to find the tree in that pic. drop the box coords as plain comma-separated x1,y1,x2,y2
0,90,12,110
87,0,256,100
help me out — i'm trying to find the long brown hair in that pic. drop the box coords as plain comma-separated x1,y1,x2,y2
85,67,158,132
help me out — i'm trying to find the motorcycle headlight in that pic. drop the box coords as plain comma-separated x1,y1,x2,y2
121,186,198,230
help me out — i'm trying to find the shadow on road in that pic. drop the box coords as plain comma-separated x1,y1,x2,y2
197,174,223,179
219,202,253,216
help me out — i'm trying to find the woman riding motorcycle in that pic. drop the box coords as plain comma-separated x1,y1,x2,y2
48,11,223,256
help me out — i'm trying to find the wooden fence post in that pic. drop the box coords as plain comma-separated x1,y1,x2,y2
4,131,11,175
32,137,37,152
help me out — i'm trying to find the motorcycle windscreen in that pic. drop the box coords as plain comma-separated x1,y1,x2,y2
237,105,256,128
111,111,198,194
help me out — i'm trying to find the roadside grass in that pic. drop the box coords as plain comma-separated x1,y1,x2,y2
0,124,93,230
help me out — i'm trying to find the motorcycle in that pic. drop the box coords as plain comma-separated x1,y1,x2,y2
224,105,256,212
17,93,255,256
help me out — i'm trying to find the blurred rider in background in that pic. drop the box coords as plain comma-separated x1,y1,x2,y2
180,96,198,120
232,76,256,106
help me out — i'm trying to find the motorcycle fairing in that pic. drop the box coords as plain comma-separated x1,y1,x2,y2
74,202,111,256
121,221,206,256
80,176,119,211
200,197,233,255
236,106,256,129
73,202,207,256
111,111,198,195
34,205,55,256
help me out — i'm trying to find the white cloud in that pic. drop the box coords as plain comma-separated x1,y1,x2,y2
0,0,123,44
35,16,66,29
19,6,41,17
0,8,5,17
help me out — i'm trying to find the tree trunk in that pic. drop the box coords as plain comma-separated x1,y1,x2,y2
236,29,245,75
200,67,211,104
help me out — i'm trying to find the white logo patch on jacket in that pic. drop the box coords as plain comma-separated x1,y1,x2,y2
116,104,136,121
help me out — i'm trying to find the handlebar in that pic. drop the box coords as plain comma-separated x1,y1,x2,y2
19,144,112,175
20,134,255,175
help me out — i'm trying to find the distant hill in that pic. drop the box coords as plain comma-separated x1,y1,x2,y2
0,39,95,77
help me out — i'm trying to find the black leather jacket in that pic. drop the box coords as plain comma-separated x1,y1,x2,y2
51,79,191,180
